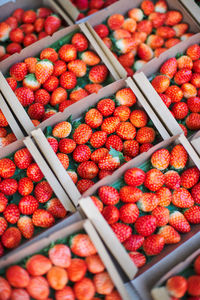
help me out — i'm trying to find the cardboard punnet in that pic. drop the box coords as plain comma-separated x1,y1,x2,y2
179,0,200,26
0,219,130,300
151,247,200,300
79,133,200,281
0,23,120,135
0,0,73,26
133,32,200,137
0,92,24,143
85,0,200,79
31,77,170,208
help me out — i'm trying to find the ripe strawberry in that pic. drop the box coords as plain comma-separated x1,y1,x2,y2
22,10,36,23
12,8,24,21
57,153,69,170
193,60,200,73
124,168,146,187
19,195,39,215
59,100,75,112
3,204,20,224
68,60,87,78
165,170,181,190
152,206,169,227
53,60,67,77
73,124,92,145
37,7,52,18
184,206,200,224
46,198,67,219
52,121,72,139
182,83,197,99
32,209,55,228
143,234,165,256
10,62,27,81
187,44,200,61
151,148,170,170
85,83,102,94
0,22,11,42
76,179,94,193
1,227,21,249
67,170,78,184
116,88,136,107
137,43,154,61
100,117,120,134
94,24,109,38
89,65,108,83
40,48,58,62
0,178,18,196
58,138,75,155
122,18,137,33
70,233,96,257
169,211,190,233
156,26,176,39
6,16,18,30
72,33,88,52
172,102,189,120
90,131,107,148
9,28,24,43
129,110,147,128
0,217,7,236
34,181,53,203
27,163,44,182
187,276,200,296
119,186,142,204
18,177,34,196
0,193,8,212
98,186,120,205
0,158,16,178
98,152,122,171
176,55,193,70
44,15,61,35
69,88,89,102
123,235,144,252
181,167,200,189
60,71,77,90
34,17,45,33
0,110,8,127
136,126,156,144
6,77,17,91
179,124,188,137
118,52,134,68
159,58,177,79
110,222,132,243
190,73,200,88
173,23,188,37
14,147,32,169
146,34,164,50
119,203,139,223
129,251,146,268
107,14,124,30
91,196,103,212
166,276,188,298
77,161,98,179
174,68,192,85
34,89,50,105
158,225,181,244
151,75,170,94
170,144,188,169
28,103,45,120
67,258,87,282
186,113,200,130
165,10,182,26
102,205,119,224
135,215,157,236
85,108,103,129
43,75,59,92
15,87,34,107
6,42,21,55
35,59,54,84
17,216,34,239
137,20,152,35
97,99,115,117
74,277,95,299
114,106,130,122
148,11,166,28
20,23,34,34
191,182,200,204
123,140,139,158
128,7,144,21
165,38,180,48
23,33,37,47
91,148,109,163
58,44,77,62
165,85,183,103
26,276,50,299
138,192,159,212
116,122,136,140
172,188,194,208
105,135,123,152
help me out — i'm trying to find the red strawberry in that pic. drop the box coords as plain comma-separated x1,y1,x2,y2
165,38,180,48
143,234,165,255
165,170,181,190
23,73,41,91
37,7,52,18
89,65,108,83
12,8,24,22
181,167,200,189
160,58,177,79
107,14,125,30
43,75,59,92
77,161,98,179
19,195,39,215
174,68,192,85
72,33,88,52
123,235,144,251
70,233,96,257
138,192,159,212
184,206,200,224
28,103,45,120
193,60,200,73
34,181,53,203
187,44,200,61
60,71,77,90
191,182,200,204
172,188,194,208
73,124,92,145
166,276,188,298
146,34,164,49
58,44,77,62
151,75,170,94
59,138,76,155
0,158,16,178
6,77,17,91
119,186,142,203
177,55,193,70
59,100,75,112
23,33,37,47
52,121,72,139
152,206,169,226
0,22,11,42
0,217,7,235
15,87,34,107
72,145,90,162
98,152,122,171
169,211,190,233
47,137,59,153
97,99,115,117
24,57,37,74
91,148,109,163
128,8,144,21
0,179,18,196
6,42,21,55
35,59,54,84
123,140,139,158
77,179,94,193
22,10,36,23
20,23,34,34
170,144,188,169
14,147,32,169
124,168,146,187
102,205,119,224
129,252,146,268
85,108,103,129
3,204,20,224
68,60,87,78
100,117,120,135
57,153,69,169
165,85,183,103
114,106,131,122
187,276,200,296
27,163,44,182
40,48,58,62
32,209,55,228
6,16,18,30
85,83,102,94
172,102,189,120
151,148,170,170
53,60,67,77
137,20,152,35
105,135,123,152
9,28,24,43
67,170,78,184
10,62,27,81
44,15,61,35
111,223,132,243
156,26,176,39
116,88,136,107
0,193,8,212
34,17,45,33
186,113,200,130
135,215,157,236
165,10,182,26
1,227,21,249
69,88,89,102
158,225,180,244
91,196,103,212
18,177,34,196
144,168,165,191
17,216,34,239
46,198,67,219
137,43,154,61
98,186,120,205
94,24,109,38
148,11,166,28
90,131,107,149
119,203,139,223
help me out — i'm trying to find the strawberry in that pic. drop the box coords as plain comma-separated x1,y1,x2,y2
0,158,16,178
70,233,96,257
122,18,137,33
0,22,11,42
179,124,188,137
76,179,94,193
141,0,154,15
14,147,32,169
3,204,20,225
67,170,78,184
23,73,41,91
144,168,165,191
91,148,109,163
123,235,144,252
26,254,52,276
0,193,8,212
26,276,50,299
170,144,188,169
27,163,44,182
118,52,134,68
129,110,147,128
91,196,103,213
100,116,120,134
22,10,36,23
0,178,18,196
191,182,200,204
172,188,194,208
59,100,75,112
93,271,114,295
114,105,130,122
124,168,146,187
151,148,170,170
135,215,157,236
110,222,132,243
186,113,200,130
102,205,119,224
166,276,187,298
67,258,87,282
52,121,72,139
15,87,34,107
77,161,98,179
107,14,124,30
24,57,37,74
10,62,27,81
119,203,139,223
116,121,136,140
32,209,55,228
71,33,88,52
148,11,166,28
0,217,7,235
44,15,61,35
187,276,200,296
58,138,76,155
143,234,165,256
94,24,109,38
0,110,8,127
165,170,181,190
53,60,67,77
154,48,167,57
98,186,120,205
182,83,197,99
123,140,139,157
97,99,115,117
156,26,176,39
98,151,122,171
85,108,103,129
68,60,87,78
86,254,105,274
74,278,95,299
34,17,45,33
90,131,107,148
115,88,136,107
18,177,34,196
137,43,154,61
58,44,77,62
184,206,200,224
113,29,131,41
173,23,188,37
151,75,170,94
160,58,177,79
9,28,24,43
6,42,21,55
137,192,159,212
158,225,181,244
89,65,108,83
129,252,146,268
43,75,59,92
105,135,123,152
57,153,69,169
152,206,169,227
165,38,180,48
1,227,21,249
136,127,156,144
169,211,190,233
34,181,53,203
187,44,200,61
176,55,193,70
190,73,200,88
193,60,200,73
73,124,92,145
19,195,39,215
172,102,189,120
12,8,24,21
174,68,192,85
165,10,182,26
69,88,89,102
137,20,153,35
40,48,58,62
46,198,67,219
35,59,54,84
28,103,45,120
119,186,142,204
5,16,18,30
20,23,34,34
23,33,37,47
146,34,164,49
17,216,34,239
37,7,52,18
6,77,17,91
85,83,102,94
0,277,11,299
181,167,200,189
60,71,77,90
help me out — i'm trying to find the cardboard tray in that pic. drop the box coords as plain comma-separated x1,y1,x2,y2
85,0,200,79
31,77,170,208
151,247,200,300
0,91,24,145
190,130,200,157
0,219,130,300
79,133,200,281
133,33,200,138
0,23,120,135
179,0,200,26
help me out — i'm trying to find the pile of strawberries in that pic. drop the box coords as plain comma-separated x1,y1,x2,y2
0,232,121,299
91,144,200,268
151,43,200,136
6,32,110,126
160,254,200,298
0,147,67,256
94,0,194,76
45,87,161,194
0,109,16,148
0,7,63,61
70,0,118,21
